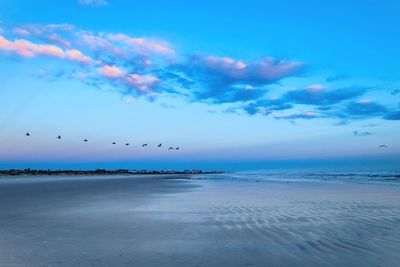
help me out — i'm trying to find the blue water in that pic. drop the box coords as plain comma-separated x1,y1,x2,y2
196,169,400,185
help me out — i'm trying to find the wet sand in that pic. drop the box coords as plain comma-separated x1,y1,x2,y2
1,175,400,266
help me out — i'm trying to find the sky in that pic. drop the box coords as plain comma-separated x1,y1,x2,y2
0,0,399,170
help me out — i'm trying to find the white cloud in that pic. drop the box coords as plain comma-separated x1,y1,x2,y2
78,0,108,7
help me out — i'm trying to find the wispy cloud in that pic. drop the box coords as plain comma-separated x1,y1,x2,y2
0,34,92,64
0,23,398,122
0,35,64,58
65,49,93,64
325,74,349,82
390,89,400,95
282,85,367,106
78,0,108,7
170,55,304,104
108,33,175,56
273,112,318,120
353,131,374,136
79,33,124,57
234,85,368,117
240,99,293,116
98,65,159,93
343,100,388,118
384,110,400,120
99,65,125,79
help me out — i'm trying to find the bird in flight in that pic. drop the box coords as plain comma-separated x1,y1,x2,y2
112,142,116,145
158,143,162,147
168,147,174,150
84,139,88,142
379,145,388,148
142,144,148,147
57,135,61,139
25,132,30,136
175,147,180,150
126,143,130,146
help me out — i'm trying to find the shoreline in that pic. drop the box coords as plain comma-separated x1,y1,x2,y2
0,168,225,176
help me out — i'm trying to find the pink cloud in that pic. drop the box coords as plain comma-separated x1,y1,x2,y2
80,33,125,57
0,35,93,64
99,65,125,79
108,33,175,55
200,55,304,82
204,56,247,78
124,73,159,92
12,27,30,36
305,84,325,93
12,24,74,48
36,24,75,32
46,33,72,48
1,23,308,105
98,64,159,93
273,112,317,120
0,35,64,58
65,49,93,64
252,58,303,81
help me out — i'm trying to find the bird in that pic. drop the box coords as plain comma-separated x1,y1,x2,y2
112,142,116,145
125,143,130,146
379,145,388,148
57,135,61,139
25,132,30,136
168,147,174,150
158,143,162,147
175,147,180,150
84,139,88,142
142,144,148,147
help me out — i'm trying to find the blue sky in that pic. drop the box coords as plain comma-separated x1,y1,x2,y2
0,0,399,170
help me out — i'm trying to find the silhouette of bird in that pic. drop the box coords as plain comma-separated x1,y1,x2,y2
25,132,30,136
142,144,148,147
175,147,180,150
158,143,162,147
125,143,130,146
57,135,61,139
379,145,388,148
84,139,88,142
112,142,116,145
168,147,174,150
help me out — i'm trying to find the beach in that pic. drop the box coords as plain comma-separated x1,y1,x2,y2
1,174,400,266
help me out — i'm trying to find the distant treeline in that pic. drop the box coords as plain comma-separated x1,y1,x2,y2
0,169,225,176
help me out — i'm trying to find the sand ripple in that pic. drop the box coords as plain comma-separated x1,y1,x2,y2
204,198,400,265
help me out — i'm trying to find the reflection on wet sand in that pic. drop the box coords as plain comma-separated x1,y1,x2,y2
1,175,399,266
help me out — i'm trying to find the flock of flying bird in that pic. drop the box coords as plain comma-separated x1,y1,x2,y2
24,132,388,150
24,132,180,150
